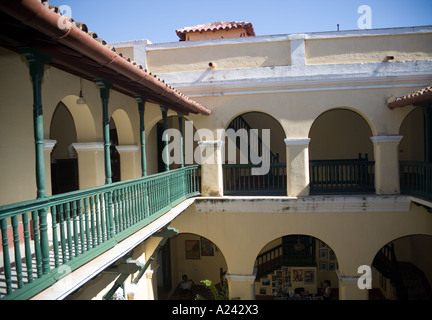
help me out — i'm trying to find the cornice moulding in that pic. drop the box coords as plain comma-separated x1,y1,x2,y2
194,195,411,213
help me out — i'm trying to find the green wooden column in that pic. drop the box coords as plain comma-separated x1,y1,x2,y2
95,79,113,184
160,106,170,172
96,79,114,238
136,95,147,176
177,112,185,168
22,48,50,199
22,48,51,274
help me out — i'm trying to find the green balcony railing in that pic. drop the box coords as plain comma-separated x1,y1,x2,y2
400,161,432,199
0,165,200,300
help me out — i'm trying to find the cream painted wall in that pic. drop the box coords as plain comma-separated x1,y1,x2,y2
0,48,38,205
170,201,432,285
305,33,432,65
175,87,415,144
0,47,148,204
147,41,291,74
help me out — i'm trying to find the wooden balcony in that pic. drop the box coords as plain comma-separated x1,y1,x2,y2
0,166,200,300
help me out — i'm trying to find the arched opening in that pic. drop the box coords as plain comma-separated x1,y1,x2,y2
50,101,78,194
308,108,375,194
223,112,286,195
399,107,431,198
158,233,228,300
109,118,120,182
148,115,198,174
371,235,432,300
399,107,425,162
254,234,339,300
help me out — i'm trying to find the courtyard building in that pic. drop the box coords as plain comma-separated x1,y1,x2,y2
1,0,431,301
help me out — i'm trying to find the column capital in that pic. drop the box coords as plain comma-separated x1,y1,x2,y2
336,270,360,283
370,135,403,144
115,145,139,152
72,142,104,151
225,273,256,282
44,139,57,151
284,138,311,146
134,95,147,104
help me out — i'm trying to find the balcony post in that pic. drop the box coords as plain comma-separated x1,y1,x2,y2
22,48,50,199
284,138,311,197
370,135,403,194
22,48,51,274
95,78,113,184
198,140,224,196
136,95,147,176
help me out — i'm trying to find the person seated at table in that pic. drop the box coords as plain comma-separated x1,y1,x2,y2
322,280,332,300
294,287,305,300
168,274,195,299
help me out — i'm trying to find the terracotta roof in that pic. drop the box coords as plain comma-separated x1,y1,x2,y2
388,86,432,109
0,0,211,115
176,21,255,40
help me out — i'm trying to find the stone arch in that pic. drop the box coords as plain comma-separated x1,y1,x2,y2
224,111,286,163
398,107,425,161
49,100,79,194
110,108,135,145
254,234,339,298
147,114,198,174
370,234,432,299
53,95,101,189
60,95,97,142
165,232,228,299
308,107,374,161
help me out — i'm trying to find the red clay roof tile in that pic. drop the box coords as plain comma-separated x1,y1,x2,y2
176,21,255,40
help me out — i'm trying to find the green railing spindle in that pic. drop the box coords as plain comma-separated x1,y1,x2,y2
0,166,200,300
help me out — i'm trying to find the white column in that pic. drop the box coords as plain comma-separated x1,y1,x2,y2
44,140,57,197
370,135,403,194
72,142,105,189
197,140,224,196
225,273,256,300
284,138,311,197
336,271,369,300
116,145,139,181
290,39,306,66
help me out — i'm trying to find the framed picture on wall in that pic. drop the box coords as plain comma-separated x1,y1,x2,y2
329,249,336,261
185,240,200,260
304,270,315,283
319,261,328,271
319,249,328,259
200,237,214,256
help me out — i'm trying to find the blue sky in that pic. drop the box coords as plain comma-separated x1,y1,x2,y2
49,0,432,43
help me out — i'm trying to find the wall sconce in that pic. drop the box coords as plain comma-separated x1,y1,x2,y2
76,78,87,104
